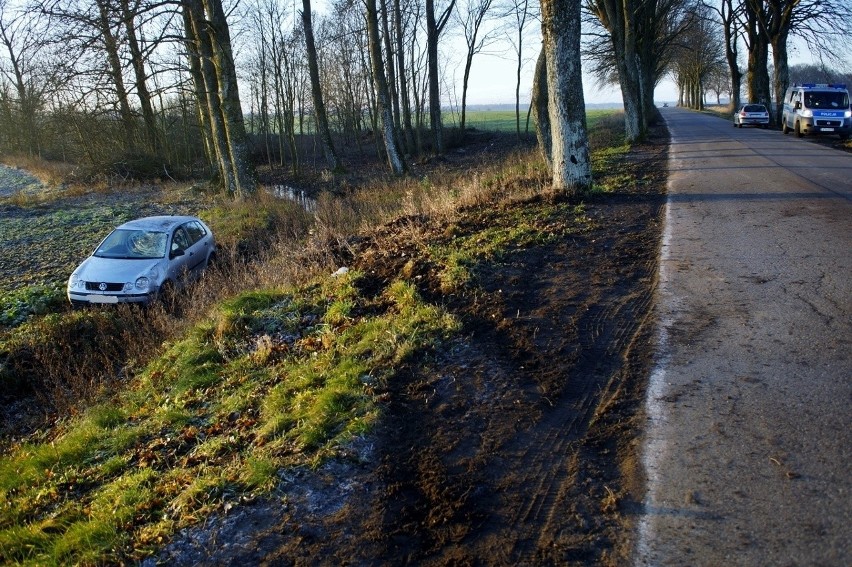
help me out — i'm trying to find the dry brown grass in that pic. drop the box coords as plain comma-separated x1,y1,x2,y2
4,122,622,424
1,153,77,187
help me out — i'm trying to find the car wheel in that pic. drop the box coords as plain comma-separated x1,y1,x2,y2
738,123,743,128
795,121,803,138
782,121,789,134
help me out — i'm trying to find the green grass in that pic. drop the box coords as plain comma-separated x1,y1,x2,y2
443,108,619,133
0,269,460,564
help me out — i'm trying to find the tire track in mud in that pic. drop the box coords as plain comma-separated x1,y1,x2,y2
483,222,662,564
325,190,667,566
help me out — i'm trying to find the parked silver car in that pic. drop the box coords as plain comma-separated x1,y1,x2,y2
67,215,216,306
733,104,770,128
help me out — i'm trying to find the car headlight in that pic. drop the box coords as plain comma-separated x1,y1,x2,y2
844,110,852,118
801,109,813,118
135,267,159,291
68,274,83,290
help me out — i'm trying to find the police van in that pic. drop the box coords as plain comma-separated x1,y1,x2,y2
781,83,851,140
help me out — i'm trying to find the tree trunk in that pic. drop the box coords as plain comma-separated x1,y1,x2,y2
531,49,551,171
365,0,406,174
720,0,742,111
120,0,160,154
96,0,136,152
426,0,454,155
744,2,771,107
771,32,789,125
394,0,415,154
183,0,255,198
380,0,401,137
201,0,256,198
183,0,233,188
541,0,591,194
302,0,344,172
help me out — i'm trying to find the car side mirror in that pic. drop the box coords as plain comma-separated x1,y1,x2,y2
794,101,801,109
170,248,185,259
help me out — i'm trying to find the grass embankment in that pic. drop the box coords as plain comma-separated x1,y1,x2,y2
0,112,630,565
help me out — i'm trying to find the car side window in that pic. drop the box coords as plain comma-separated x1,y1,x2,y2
172,227,191,253
185,221,207,245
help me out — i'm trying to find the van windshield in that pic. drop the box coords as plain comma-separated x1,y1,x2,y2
803,91,849,109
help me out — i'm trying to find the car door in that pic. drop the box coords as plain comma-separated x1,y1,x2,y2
183,221,212,279
168,226,194,284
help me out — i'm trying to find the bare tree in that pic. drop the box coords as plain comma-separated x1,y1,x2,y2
303,0,344,172
0,0,48,155
394,0,416,152
503,0,537,139
426,0,455,154
455,0,497,133
586,0,687,141
182,0,255,198
705,0,743,111
541,0,591,194
671,3,725,110
365,0,406,173
747,0,852,124
119,0,160,153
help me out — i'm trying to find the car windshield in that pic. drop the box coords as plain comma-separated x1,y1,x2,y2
743,105,766,113
803,92,849,109
94,229,167,259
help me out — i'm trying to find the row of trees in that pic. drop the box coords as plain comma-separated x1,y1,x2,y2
662,0,851,124
0,0,849,197
0,0,545,191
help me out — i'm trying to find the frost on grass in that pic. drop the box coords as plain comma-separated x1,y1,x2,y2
0,164,43,198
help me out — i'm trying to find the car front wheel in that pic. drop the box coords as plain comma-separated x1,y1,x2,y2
795,121,803,138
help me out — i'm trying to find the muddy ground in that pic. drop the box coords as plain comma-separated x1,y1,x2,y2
144,124,669,566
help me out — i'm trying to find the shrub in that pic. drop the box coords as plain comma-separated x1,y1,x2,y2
0,285,65,329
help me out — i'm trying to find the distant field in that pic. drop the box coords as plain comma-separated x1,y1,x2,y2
445,108,621,132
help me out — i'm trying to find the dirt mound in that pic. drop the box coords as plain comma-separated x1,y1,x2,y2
150,124,669,566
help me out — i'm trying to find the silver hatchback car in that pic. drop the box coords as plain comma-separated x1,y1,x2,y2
67,215,216,306
733,103,770,128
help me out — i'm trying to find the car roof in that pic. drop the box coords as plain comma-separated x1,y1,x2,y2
116,216,201,232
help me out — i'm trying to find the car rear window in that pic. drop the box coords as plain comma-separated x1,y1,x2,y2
744,105,767,112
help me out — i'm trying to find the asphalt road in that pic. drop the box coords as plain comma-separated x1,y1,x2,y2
636,108,851,566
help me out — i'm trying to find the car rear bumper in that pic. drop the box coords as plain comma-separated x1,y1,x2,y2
740,118,769,126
